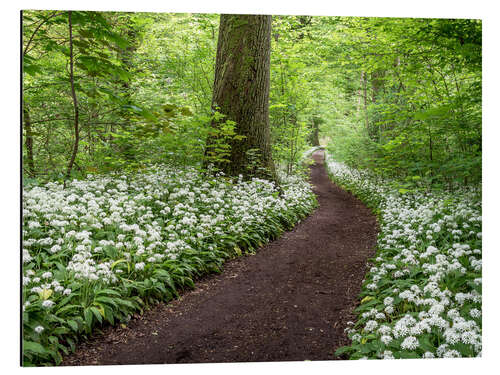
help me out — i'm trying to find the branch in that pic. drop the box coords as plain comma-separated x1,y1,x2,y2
23,11,61,56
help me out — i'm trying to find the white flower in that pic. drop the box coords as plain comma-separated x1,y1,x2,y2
401,336,419,350
364,320,378,332
381,335,393,345
377,325,391,335
23,249,33,263
384,305,394,314
375,312,386,320
461,330,479,345
437,344,448,357
428,303,445,315
28,221,41,229
350,333,361,342
42,300,55,308
469,308,481,318
135,262,145,271
50,245,61,253
382,350,395,359
447,309,460,319
423,351,435,358
443,350,461,358
34,325,44,334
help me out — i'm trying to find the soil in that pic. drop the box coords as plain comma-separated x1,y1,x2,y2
61,150,378,366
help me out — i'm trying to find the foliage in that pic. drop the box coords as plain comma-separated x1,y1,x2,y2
24,12,481,184
270,16,330,174
22,11,219,180
324,152,481,359
22,165,317,365
320,17,481,187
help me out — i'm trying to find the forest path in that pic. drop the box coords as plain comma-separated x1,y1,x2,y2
62,150,377,365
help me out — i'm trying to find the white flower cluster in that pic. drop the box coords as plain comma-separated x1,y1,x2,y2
22,164,316,341
325,153,481,359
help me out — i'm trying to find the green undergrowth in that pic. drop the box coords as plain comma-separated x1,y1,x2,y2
324,151,482,360
22,165,317,365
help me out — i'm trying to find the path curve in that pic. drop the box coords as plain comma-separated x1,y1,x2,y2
62,150,378,365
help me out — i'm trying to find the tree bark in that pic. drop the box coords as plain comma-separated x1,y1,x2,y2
362,71,369,132
371,70,384,103
65,10,80,181
310,115,320,147
23,104,36,177
205,14,277,181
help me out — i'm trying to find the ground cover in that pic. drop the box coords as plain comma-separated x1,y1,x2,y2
325,153,482,359
22,166,317,365
60,149,378,366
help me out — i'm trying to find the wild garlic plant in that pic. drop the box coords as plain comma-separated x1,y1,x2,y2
22,165,317,365
325,153,482,359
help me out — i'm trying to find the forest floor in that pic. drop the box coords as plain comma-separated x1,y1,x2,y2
61,150,378,366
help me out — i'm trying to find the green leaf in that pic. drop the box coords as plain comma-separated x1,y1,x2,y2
52,326,69,335
335,345,353,356
48,336,59,344
111,259,128,270
83,307,93,329
67,320,79,332
90,306,103,323
96,288,121,297
23,340,48,355
56,304,81,315
94,296,118,307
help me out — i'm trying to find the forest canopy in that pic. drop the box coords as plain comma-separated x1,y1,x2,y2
22,11,481,188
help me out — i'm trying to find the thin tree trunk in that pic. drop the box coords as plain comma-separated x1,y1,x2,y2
287,113,297,175
65,10,80,182
23,104,35,177
428,123,434,186
371,70,384,103
357,70,363,112
362,71,369,134
310,116,320,147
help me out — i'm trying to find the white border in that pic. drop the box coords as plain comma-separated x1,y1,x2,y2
4,1,498,374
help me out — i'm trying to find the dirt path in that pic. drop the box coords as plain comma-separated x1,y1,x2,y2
62,150,378,366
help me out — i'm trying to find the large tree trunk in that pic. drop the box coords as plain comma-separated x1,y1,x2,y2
205,14,277,181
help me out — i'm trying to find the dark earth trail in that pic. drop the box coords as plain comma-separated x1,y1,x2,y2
62,150,378,366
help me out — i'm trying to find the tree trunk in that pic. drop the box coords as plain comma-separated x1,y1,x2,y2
205,14,277,181
362,71,369,131
310,115,320,147
23,104,36,177
65,10,80,182
357,70,363,112
287,112,298,175
371,70,384,103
